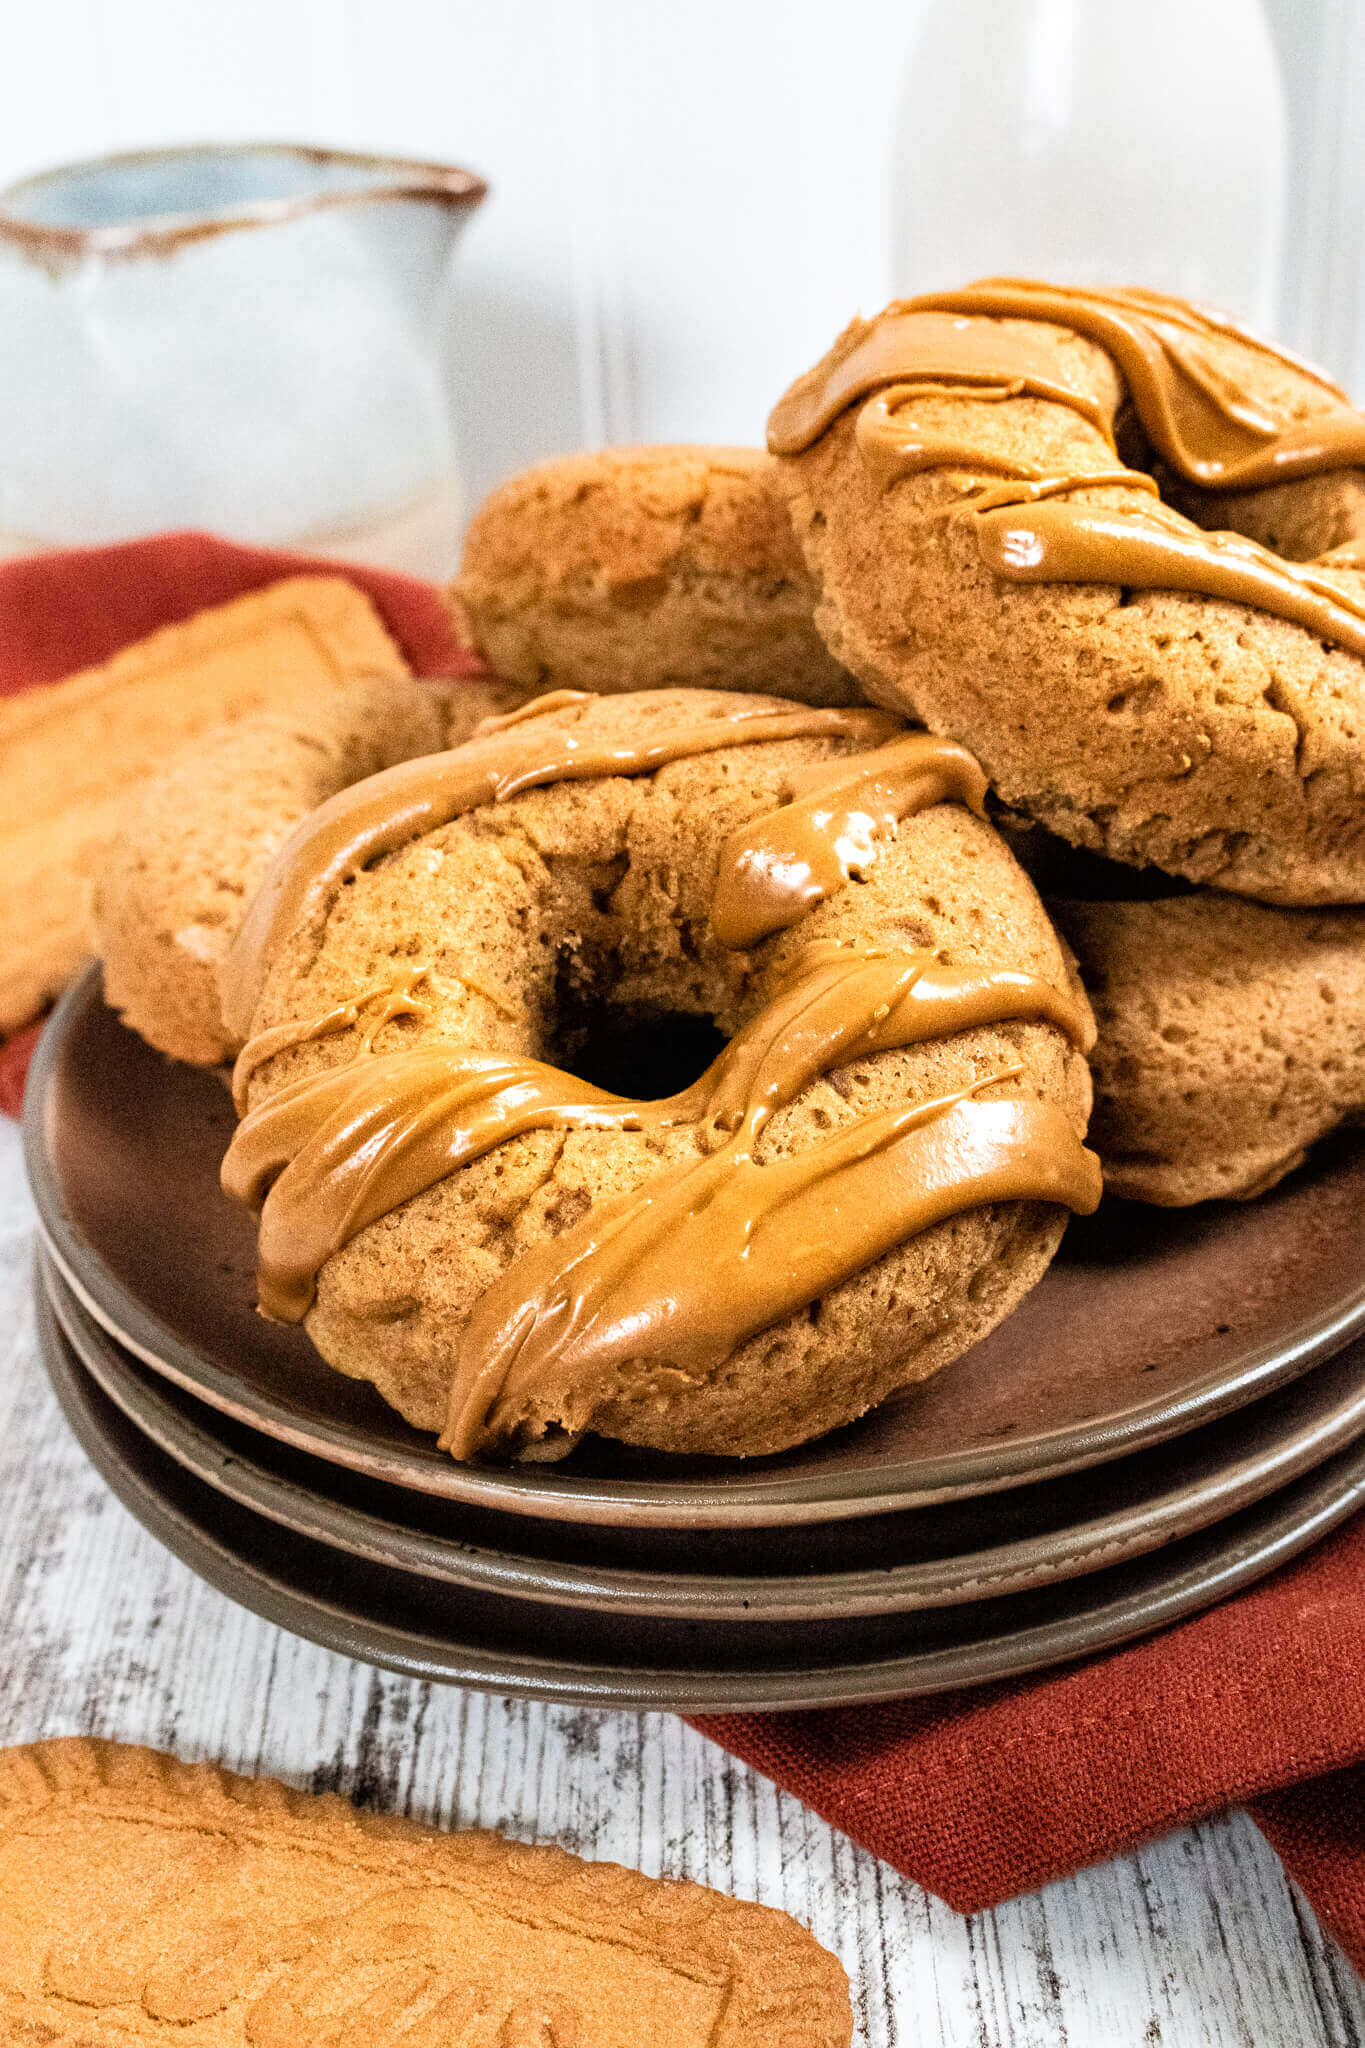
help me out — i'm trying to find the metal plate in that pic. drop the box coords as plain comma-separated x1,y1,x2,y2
36,1276,1365,1711
42,1247,1365,1622
27,966,1365,1527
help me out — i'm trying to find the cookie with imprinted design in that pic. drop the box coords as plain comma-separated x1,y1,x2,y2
0,576,413,1035
0,1736,851,2046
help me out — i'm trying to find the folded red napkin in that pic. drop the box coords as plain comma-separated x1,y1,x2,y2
3,533,1362,1974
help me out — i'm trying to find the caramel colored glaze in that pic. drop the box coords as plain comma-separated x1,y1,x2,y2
768,309,1117,454
768,280,1365,662
963,482,1365,663
711,731,991,949
472,687,595,733
442,1085,1100,1459
769,281,1365,489
223,691,1098,1460
913,281,1365,489
855,385,1160,496
222,940,1097,1452
1319,537,1365,571
219,696,899,1044
230,965,430,1114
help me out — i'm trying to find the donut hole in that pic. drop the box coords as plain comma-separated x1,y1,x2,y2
552,995,727,1100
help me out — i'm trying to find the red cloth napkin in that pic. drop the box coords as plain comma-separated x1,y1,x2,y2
694,1519,1365,1967
0,530,481,1110
0,529,479,695
4,533,1362,1972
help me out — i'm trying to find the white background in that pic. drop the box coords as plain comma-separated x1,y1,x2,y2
3,12,1365,2040
2,0,1362,511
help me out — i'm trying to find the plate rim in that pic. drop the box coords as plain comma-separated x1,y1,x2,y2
41,1246,1365,1624
26,965,1365,1529
36,1274,1365,1712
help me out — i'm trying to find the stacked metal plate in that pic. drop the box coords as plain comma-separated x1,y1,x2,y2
25,968,1365,1711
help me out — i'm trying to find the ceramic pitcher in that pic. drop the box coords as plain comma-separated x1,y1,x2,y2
0,144,486,575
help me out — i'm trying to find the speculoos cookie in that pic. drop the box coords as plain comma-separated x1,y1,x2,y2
0,1736,852,2046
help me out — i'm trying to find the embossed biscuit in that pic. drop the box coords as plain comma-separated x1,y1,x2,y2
451,445,858,705
0,1737,852,2046
0,577,411,1035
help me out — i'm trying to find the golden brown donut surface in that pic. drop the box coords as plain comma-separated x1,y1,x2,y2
451,445,857,705
94,677,530,1067
770,280,1365,904
1054,890,1365,1206
224,687,1098,1462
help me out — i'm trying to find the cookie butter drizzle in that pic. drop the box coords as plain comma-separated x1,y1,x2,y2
222,695,1100,1459
220,699,904,1043
768,280,1365,662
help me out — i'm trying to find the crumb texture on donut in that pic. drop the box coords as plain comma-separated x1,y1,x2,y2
240,687,1092,1458
775,300,1365,904
94,678,521,1068
452,446,858,705
1055,892,1365,1205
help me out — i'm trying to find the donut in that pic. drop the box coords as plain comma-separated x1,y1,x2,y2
451,446,857,705
94,676,528,1068
1053,892,1365,1206
768,280,1365,903
218,687,1099,1462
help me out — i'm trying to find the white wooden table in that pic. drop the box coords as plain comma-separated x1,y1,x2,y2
2,1116,1362,2047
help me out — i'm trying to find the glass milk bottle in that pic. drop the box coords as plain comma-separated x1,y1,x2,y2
890,0,1288,332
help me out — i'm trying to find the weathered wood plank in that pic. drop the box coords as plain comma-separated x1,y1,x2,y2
1,1117,1362,2046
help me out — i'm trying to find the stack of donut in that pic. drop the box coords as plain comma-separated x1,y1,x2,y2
97,279,1365,1465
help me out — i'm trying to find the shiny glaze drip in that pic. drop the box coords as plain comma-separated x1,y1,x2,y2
219,696,900,1044
767,279,1365,662
711,731,990,949
222,941,1097,1423
472,687,596,732
223,690,1098,1461
914,281,1365,490
768,308,1117,455
769,280,1365,489
443,1079,1099,1459
854,385,1156,497
230,965,431,1114
964,481,1365,662
1318,537,1365,572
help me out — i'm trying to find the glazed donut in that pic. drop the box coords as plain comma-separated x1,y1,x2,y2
93,675,528,1067
451,446,857,705
219,687,1099,1462
769,280,1365,904
1053,892,1365,1206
